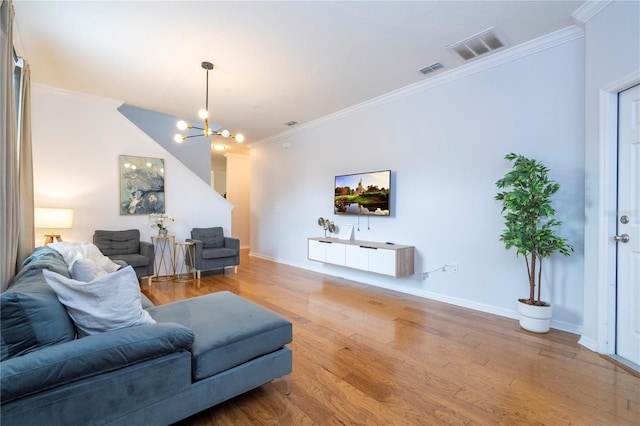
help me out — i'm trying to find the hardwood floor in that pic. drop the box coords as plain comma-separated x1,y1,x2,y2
143,250,639,425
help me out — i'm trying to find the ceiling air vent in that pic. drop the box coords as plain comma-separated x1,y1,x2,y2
447,27,507,62
419,62,444,75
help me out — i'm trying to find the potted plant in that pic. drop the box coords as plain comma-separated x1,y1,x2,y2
495,153,574,333
148,213,174,236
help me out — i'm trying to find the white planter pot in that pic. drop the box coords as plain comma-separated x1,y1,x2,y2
517,300,552,333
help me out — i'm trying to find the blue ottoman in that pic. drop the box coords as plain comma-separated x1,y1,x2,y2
146,291,292,381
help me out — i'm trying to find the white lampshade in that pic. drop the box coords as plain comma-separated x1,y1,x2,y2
34,208,74,230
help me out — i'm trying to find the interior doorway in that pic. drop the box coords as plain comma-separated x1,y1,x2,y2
211,155,227,197
615,84,640,369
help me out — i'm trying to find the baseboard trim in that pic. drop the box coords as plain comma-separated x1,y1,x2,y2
249,251,582,335
578,335,598,352
600,355,640,377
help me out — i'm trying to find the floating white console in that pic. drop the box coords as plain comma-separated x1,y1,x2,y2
308,237,414,278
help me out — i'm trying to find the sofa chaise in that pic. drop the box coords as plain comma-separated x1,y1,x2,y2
0,247,293,425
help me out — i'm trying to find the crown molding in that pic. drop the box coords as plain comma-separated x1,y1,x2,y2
572,1,613,27
33,82,124,108
250,25,584,148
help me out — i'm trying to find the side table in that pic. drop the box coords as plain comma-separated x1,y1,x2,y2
174,241,197,281
151,235,175,281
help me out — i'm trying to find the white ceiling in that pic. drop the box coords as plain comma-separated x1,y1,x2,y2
13,0,585,150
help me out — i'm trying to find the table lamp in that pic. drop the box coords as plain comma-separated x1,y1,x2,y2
34,207,74,245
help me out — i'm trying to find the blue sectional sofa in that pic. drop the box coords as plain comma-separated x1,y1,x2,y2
0,247,293,425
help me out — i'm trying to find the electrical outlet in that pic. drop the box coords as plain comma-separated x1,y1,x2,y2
422,272,429,279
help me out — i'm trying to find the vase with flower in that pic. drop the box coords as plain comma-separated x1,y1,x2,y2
148,213,174,236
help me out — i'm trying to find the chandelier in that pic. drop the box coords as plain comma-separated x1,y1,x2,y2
174,61,244,146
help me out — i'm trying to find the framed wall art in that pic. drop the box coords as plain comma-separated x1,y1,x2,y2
119,155,165,215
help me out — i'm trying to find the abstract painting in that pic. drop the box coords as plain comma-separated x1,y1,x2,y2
119,155,165,215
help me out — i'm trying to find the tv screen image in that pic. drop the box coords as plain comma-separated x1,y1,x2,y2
334,170,391,216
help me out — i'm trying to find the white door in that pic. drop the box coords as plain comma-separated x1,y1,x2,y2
616,84,640,366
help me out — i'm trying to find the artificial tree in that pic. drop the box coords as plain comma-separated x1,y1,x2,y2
495,153,574,307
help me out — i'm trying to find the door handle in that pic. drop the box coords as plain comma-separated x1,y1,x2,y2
614,234,630,243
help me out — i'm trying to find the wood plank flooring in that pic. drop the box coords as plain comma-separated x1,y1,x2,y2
142,250,640,425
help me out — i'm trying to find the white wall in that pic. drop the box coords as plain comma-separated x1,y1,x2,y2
250,30,586,332
226,153,251,248
31,84,232,247
580,0,640,351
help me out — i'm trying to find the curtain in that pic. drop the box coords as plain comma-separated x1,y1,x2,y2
1,0,18,292
17,61,34,268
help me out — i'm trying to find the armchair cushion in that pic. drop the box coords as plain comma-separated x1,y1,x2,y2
107,253,151,268
192,227,224,249
202,248,238,260
93,229,141,256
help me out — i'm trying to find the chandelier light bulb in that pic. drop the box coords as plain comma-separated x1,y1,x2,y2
235,134,245,143
220,129,231,138
177,120,188,130
174,134,185,143
198,109,209,120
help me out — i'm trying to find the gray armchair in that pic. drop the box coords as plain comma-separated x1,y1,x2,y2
187,227,240,276
93,229,154,285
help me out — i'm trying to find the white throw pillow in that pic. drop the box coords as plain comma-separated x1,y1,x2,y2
49,241,120,274
70,258,108,282
43,266,156,337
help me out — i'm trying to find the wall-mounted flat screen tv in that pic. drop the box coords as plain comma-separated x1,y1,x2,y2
334,170,391,216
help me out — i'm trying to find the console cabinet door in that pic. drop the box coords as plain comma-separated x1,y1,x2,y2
308,239,326,262
345,245,370,271
309,240,346,265
325,242,346,266
368,248,397,276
